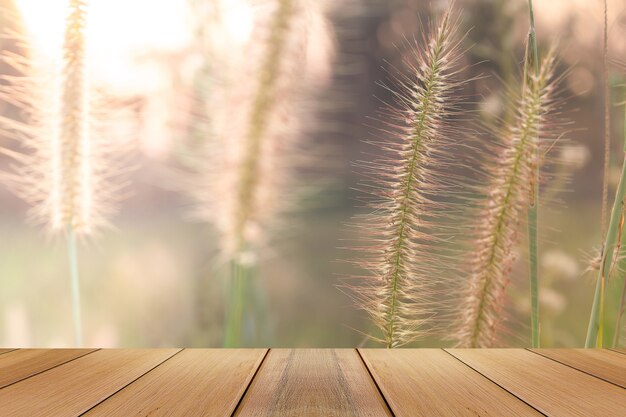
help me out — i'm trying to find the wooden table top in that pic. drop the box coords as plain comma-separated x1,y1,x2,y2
0,348,625,416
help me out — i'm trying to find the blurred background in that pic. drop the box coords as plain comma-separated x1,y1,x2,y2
1,0,625,347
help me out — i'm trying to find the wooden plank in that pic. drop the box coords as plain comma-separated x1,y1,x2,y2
530,349,626,388
0,348,97,388
0,349,179,417
360,349,541,416
610,348,626,355
448,348,626,417
234,349,391,417
84,349,267,417
0,349,17,355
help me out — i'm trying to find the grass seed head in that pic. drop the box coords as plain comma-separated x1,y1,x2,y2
0,0,133,237
346,6,469,348
455,47,563,348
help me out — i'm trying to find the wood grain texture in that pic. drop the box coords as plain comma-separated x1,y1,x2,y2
530,349,626,388
85,349,267,417
0,348,96,388
0,348,17,355
234,349,391,417
360,349,542,416
448,348,626,417
0,349,179,417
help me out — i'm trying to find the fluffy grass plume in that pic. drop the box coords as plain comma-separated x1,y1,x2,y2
348,7,467,348
455,48,561,348
183,0,333,346
0,0,130,237
188,0,333,260
0,0,132,345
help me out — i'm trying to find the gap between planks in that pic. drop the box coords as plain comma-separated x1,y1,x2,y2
526,348,626,389
360,348,545,417
82,349,268,417
3,348,624,417
355,348,396,417
446,348,626,417
0,348,99,389
78,349,186,416
0,349,181,416
233,349,393,417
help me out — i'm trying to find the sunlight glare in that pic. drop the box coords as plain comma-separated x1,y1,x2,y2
15,0,192,94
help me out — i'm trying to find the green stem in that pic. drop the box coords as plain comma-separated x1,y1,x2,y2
226,0,291,349
250,269,269,346
612,103,626,348
67,226,83,347
224,258,249,347
527,0,540,348
614,275,626,347
587,158,626,347
586,141,626,348
586,0,613,348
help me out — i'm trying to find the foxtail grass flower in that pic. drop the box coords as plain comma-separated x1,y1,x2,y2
182,0,334,347
455,48,561,348
0,0,133,346
348,7,467,348
0,0,130,237
188,0,334,260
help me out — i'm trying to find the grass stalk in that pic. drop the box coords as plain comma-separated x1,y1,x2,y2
222,0,293,347
615,264,626,347
349,7,466,348
586,138,626,348
612,102,626,348
615,281,626,347
224,258,248,347
585,0,612,348
457,46,558,348
601,0,611,238
67,226,83,346
188,0,329,346
526,0,541,348
1,0,131,346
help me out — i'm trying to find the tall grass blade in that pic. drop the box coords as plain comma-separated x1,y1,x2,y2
586,0,612,348
613,101,626,348
601,0,611,238
586,128,626,348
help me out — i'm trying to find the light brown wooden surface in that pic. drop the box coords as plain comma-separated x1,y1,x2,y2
0,348,17,355
1,349,625,416
0,348,179,417
360,348,542,416
234,349,392,417
85,349,267,417
530,348,626,388
448,348,626,417
0,348,96,388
